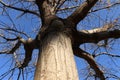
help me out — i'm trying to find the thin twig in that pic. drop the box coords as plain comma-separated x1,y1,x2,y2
0,1,40,17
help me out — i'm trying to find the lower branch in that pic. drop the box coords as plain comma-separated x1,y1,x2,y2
73,47,105,80
20,49,33,68
19,38,37,68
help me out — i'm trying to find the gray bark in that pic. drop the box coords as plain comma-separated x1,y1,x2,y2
34,32,78,80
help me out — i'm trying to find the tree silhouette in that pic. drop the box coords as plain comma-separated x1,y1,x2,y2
0,0,120,80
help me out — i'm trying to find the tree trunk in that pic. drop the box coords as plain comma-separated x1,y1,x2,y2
34,32,79,80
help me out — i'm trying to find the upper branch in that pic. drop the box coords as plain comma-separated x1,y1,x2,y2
90,2,120,13
0,1,40,17
81,19,117,34
67,0,98,25
35,0,57,25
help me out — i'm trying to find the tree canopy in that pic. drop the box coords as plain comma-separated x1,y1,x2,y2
0,0,120,80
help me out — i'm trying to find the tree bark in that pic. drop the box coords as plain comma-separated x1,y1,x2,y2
34,32,78,80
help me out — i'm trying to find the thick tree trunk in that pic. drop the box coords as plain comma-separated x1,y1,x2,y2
34,32,78,80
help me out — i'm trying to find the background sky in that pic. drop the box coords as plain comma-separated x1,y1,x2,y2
0,0,120,80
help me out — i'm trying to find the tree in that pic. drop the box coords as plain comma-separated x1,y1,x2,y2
0,0,120,80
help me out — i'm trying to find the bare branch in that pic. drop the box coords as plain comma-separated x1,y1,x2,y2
0,40,21,54
0,37,27,54
0,1,40,17
90,2,120,13
81,19,118,34
58,2,120,12
58,5,79,11
94,52,120,57
13,52,21,67
9,41,21,54
54,0,66,12
0,67,16,79
74,29,120,45
105,73,120,79
0,34,19,41
19,38,37,68
67,0,99,25
72,20,120,45
0,28,30,38
73,47,105,80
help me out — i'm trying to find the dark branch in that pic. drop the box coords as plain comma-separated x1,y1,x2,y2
0,41,21,54
58,5,79,11
73,47,105,80
78,29,120,44
19,38,38,68
94,52,120,57
90,2,120,13
67,0,98,25
9,41,21,54
55,0,66,12
0,35,19,41
72,21,120,45
0,37,21,54
0,28,30,38
0,1,40,17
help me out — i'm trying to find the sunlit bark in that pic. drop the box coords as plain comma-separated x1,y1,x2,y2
34,32,78,80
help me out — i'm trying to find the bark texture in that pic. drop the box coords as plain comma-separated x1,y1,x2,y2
34,32,78,80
